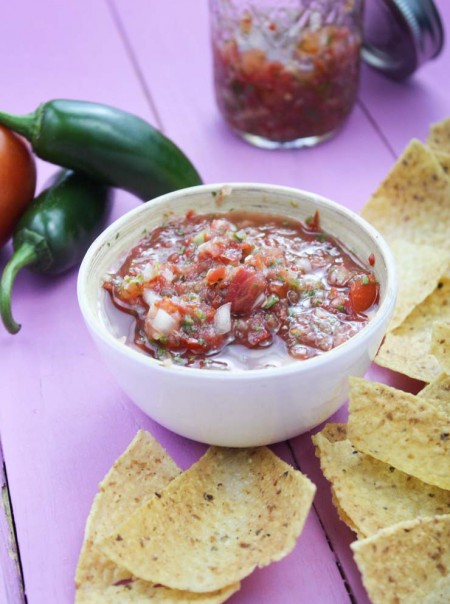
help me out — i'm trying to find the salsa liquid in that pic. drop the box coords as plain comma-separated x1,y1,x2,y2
103,210,379,370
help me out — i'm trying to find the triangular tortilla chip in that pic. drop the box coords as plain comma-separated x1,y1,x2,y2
351,515,450,604
433,150,450,176
388,240,448,331
348,377,450,490
428,118,450,154
313,424,450,539
361,140,450,251
419,373,450,415
99,447,316,593
431,321,450,375
376,278,450,382
75,431,239,603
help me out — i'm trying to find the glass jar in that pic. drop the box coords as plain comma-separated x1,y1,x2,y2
209,0,363,149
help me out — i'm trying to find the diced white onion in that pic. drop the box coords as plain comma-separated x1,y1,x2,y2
251,292,266,310
142,263,157,281
143,289,161,306
214,303,232,335
151,308,177,335
162,268,174,282
297,258,312,273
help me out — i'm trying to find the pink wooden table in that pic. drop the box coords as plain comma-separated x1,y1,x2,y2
0,2,449,602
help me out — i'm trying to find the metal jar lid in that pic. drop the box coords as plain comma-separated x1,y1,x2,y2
362,0,445,79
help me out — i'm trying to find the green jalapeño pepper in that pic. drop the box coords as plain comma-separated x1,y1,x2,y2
0,169,112,334
0,100,202,201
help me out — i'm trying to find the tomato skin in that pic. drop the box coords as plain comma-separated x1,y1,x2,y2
224,267,266,315
349,274,379,313
0,125,37,246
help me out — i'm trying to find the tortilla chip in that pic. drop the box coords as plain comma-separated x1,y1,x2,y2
75,432,239,603
351,515,450,604
313,424,450,539
360,140,450,251
419,373,450,415
428,118,450,155
348,377,450,490
388,240,448,331
100,447,316,593
431,321,450,375
433,150,450,176
376,278,450,382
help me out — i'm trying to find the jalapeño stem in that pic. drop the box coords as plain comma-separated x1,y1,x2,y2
0,109,38,141
0,243,39,334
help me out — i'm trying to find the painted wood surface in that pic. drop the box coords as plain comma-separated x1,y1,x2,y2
0,1,449,602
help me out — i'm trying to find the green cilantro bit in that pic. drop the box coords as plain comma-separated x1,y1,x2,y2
173,355,188,365
263,294,279,309
269,259,282,268
362,275,370,285
182,315,194,328
288,278,301,290
193,231,207,246
194,309,206,322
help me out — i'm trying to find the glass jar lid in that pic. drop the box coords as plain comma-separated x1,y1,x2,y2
362,0,445,78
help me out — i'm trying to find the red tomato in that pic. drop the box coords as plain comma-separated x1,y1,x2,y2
0,125,37,246
224,267,266,315
349,274,379,313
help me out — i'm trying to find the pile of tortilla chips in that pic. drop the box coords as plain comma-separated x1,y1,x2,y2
75,431,316,603
313,376,450,604
361,118,450,382
313,120,450,604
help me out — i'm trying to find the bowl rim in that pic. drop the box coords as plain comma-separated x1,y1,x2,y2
77,182,397,381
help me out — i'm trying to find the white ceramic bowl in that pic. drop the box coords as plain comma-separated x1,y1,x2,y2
77,183,397,446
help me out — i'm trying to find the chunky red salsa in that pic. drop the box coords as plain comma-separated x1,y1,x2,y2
213,20,361,144
103,210,379,370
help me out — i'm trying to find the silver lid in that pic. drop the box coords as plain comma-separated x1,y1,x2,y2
362,0,445,79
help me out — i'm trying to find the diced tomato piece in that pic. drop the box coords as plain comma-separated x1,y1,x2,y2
206,265,226,284
305,210,320,231
224,268,266,315
349,274,379,313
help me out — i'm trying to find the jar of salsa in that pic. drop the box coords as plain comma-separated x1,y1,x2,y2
209,0,363,148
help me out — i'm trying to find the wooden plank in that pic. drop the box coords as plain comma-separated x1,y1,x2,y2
0,444,25,604
0,0,160,602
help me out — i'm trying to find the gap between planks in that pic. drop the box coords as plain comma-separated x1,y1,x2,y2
356,98,397,160
0,445,27,604
105,0,165,132
287,439,356,604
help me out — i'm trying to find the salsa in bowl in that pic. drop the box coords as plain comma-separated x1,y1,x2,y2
78,184,396,446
